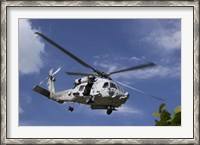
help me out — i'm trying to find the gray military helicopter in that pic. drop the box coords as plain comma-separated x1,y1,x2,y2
33,32,164,115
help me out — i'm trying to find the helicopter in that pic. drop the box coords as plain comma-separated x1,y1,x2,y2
33,32,164,115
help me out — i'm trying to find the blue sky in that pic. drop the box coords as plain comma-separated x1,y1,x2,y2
19,19,181,126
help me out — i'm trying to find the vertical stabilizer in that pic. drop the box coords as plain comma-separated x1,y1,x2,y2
48,76,55,94
47,67,61,98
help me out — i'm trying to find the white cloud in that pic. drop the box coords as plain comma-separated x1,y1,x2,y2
94,61,118,72
24,95,32,104
129,56,146,62
93,54,109,59
145,30,181,50
19,95,32,115
143,23,181,51
19,106,25,114
130,56,141,61
116,56,145,62
116,105,143,116
19,19,45,75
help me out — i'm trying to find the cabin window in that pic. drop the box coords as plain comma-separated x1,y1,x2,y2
102,82,109,88
110,83,117,89
79,85,85,91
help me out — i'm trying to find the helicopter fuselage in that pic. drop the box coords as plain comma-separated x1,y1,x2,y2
48,77,129,109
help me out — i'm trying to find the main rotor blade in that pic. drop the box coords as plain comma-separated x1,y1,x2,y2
66,72,97,76
116,81,165,102
35,32,98,73
109,62,156,75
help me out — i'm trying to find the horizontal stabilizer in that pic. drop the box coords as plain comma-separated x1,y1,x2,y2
33,85,50,98
33,85,64,104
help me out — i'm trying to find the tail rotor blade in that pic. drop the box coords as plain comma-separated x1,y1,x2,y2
52,67,61,76
49,68,54,75
40,67,60,86
39,77,48,85
116,81,165,102
39,80,44,85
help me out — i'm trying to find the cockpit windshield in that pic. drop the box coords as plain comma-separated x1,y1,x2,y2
116,83,124,93
110,83,117,89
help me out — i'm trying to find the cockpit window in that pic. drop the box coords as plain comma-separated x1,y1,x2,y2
116,85,121,91
102,82,109,88
120,87,124,93
79,85,85,91
110,83,117,89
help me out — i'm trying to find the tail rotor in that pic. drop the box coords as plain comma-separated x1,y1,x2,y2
39,67,61,85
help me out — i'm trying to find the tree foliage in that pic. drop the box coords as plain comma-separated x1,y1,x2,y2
153,103,181,126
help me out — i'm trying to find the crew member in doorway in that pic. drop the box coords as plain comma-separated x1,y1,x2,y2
83,75,95,96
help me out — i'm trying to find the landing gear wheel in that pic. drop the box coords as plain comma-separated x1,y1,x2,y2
107,106,114,115
68,106,74,112
107,108,112,115
86,97,92,104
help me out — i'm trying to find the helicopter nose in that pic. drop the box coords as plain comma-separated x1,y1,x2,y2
125,92,129,99
119,92,129,100
125,92,129,97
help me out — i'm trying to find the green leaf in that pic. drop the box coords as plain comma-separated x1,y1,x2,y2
153,112,160,117
171,112,181,126
174,106,181,114
153,103,181,126
159,103,166,113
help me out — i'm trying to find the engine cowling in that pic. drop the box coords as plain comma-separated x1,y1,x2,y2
74,77,88,85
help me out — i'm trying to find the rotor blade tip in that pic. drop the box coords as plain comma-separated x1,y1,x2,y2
150,62,156,65
34,31,42,36
148,62,157,67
